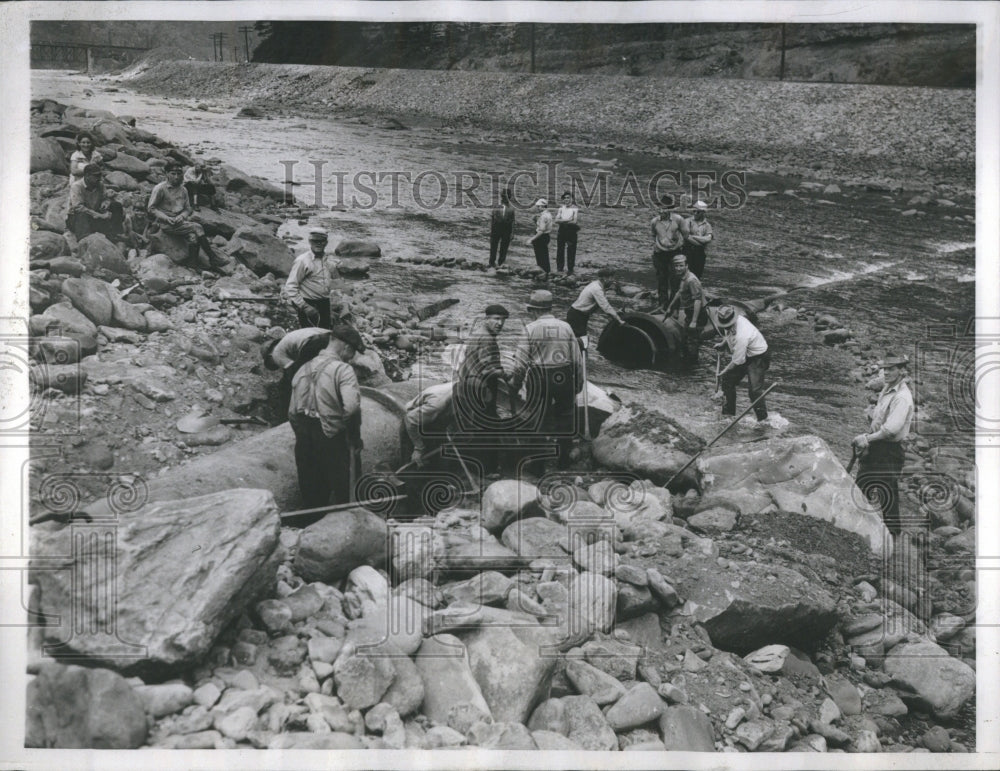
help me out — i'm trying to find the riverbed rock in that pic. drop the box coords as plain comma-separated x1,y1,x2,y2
31,136,69,174
77,233,132,277
698,434,890,555
26,663,148,748
883,640,975,719
561,695,619,750
32,488,281,676
501,516,567,558
30,229,68,259
215,163,287,201
191,207,259,240
659,705,716,751
605,682,666,730
38,301,98,339
135,253,200,293
30,363,87,394
332,641,396,709
226,227,295,277
61,276,114,327
105,152,151,178
480,479,541,534
591,403,705,488
666,553,838,654
564,658,627,705
294,507,387,583
104,170,140,191
133,682,194,718
335,240,382,258
414,634,492,725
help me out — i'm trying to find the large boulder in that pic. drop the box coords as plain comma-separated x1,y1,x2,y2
334,240,382,258
135,253,200,293
109,289,148,332
61,276,114,327
44,194,70,232
214,163,287,202
104,170,140,192
191,207,259,240
38,301,98,339
480,479,541,534
77,233,132,277
414,634,493,725
32,488,281,676
30,136,68,174
30,230,68,260
90,118,133,147
591,403,705,488
500,517,568,558
225,227,294,277
294,508,388,583
659,705,716,750
146,231,191,266
663,550,838,654
883,641,975,719
461,614,560,723
26,663,148,748
698,434,890,555
104,152,150,179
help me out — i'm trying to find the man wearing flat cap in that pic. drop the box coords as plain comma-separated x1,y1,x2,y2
288,323,366,507
511,289,582,467
853,353,914,535
454,304,510,475
284,227,335,329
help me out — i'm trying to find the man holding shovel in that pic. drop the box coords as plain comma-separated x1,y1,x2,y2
288,324,366,507
714,305,773,425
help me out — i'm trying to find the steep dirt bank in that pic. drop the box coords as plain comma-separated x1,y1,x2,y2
121,61,974,194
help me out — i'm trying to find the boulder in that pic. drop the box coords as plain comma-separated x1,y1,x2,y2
480,479,541,534
38,301,99,342
442,571,513,606
743,644,822,680
883,641,975,719
30,136,68,174
561,695,618,751
143,309,173,332
30,363,87,394
104,152,150,179
699,434,890,555
532,730,584,750
191,207,259,240
215,163,288,201
26,663,148,748
109,290,148,332
659,705,715,751
563,571,617,644
500,517,567,558
30,230,68,259
334,240,382,258
225,227,295,277
687,507,738,533
332,641,395,709
61,276,114,326
44,194,71,232
591,403,704,488
33,489,281,676
135,253,200,293
77,233,132,277
336,258,370,278
47,256,86,277
604,682,667,730
414,634,492,725
90,119,133,147
104,170,140,191
269,732,363,749
381,648,425,717
462,616,560,723
147,231,193,266
34,337,81,365
294,508,388,583
133,682,194,718
467,721,537,750
564,658,627,705
666,554,838,654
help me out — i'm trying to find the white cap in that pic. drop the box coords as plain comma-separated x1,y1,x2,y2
308,227,328,240
534,198,548,207
694,200,709,211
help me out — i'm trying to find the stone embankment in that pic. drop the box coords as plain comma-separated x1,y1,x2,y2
121,59,974,194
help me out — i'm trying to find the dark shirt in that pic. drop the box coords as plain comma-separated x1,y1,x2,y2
491,204,515,232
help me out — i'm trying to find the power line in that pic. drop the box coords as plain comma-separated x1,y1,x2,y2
238,25,253,62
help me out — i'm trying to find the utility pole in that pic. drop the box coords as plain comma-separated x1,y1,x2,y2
239,25,252,62
209,33,219,61
779,24,786,81
529,23,535,74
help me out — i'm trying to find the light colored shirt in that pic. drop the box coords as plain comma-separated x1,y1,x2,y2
571,280,617,317
535,210,553,235
283,251,331,306
869,379,914,443
271,327,328,369
289,350,360,438
183,166,209,184
69,149,104,180
511,314,580,389
148,181,192,218
555,205,579,225
68,178,108,215
686,216,713,245
727,315,768,366
671,271,704,311
404,383,455,452
652,213,686,251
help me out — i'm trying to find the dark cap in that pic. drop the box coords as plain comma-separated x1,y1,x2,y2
331,323,366,353
659,193,676,209
82,163,101,176
484,304,509,318
260,338,280,370
597,267,616,278
164,160,183,172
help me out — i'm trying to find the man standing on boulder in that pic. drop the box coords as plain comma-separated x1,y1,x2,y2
853,354,914,536
284,227,334,329
148,161,232,275
715,305,772,424
511,289,581,468
650,194,687,311
488,189,515,268
288,324,365,507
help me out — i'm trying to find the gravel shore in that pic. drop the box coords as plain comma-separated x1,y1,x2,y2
124,60,974,193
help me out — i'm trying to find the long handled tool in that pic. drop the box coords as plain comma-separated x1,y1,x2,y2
446,431,480,492
662,380,780,490
714,352,721,395
846,447,859,474
580,339,591,440
280,494,408,524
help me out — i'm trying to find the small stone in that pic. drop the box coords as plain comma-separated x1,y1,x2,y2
853,729,881,753
307,635,343,665
230,641,257,666
657,683,687,704
921,725,952,752
735,719,772,751
231,669,259,691
255,599,293,633
604,682,666,730
683,649,708,672
825,675,862,716
819,698,841,724
193,682,222,708
725,706,747,730
214,706,258,741
615,564,648,586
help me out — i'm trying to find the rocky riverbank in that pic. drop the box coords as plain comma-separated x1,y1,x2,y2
24,100,977,753
120,59,974,195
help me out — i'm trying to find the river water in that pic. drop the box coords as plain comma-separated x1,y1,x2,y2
33,70,976,468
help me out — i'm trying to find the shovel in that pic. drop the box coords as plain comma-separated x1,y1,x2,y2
176,409,267,434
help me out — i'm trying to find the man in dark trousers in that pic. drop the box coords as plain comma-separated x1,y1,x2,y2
288,324,365,507
488,190,515,268
682,199,713,279
262,327,330,418
454,304,510,475
67,163,129,244
527,199,553,277
853,353,915,536
650,194,687,311
715,305,772,424
663,254,705,363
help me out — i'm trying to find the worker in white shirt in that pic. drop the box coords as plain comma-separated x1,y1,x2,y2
714,305,771,423
283,227,335,329
566,267,625,348
852,353,915,535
